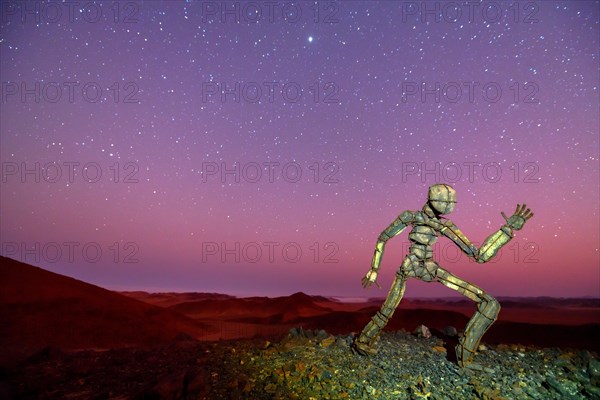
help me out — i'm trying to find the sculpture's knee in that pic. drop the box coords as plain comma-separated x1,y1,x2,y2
396,268,406,279
478,295,500,320
372,311,389,328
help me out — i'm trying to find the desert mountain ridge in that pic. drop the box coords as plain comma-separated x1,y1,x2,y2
1,256,599,370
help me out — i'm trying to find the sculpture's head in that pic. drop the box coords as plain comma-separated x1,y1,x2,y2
428,183,456,215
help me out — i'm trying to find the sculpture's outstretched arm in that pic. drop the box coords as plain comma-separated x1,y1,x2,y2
362,210,414,288
441,204,533,264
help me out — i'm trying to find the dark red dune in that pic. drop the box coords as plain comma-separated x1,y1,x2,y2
120,291,235,308
167,292,331,321
0,256,210,367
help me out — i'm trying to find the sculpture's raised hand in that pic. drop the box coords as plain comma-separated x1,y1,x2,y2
501,204,533,231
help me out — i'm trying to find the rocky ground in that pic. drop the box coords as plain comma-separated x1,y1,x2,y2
2,328,599,399
224,329,600,399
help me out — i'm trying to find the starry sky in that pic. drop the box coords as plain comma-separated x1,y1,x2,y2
1,1,598,298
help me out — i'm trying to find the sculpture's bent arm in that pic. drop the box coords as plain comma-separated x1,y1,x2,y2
371,210,413,271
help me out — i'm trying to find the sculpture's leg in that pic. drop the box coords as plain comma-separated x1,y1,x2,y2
353,269,407,355
436,267,501,367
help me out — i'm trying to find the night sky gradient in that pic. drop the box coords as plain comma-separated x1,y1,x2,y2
1,1,598,298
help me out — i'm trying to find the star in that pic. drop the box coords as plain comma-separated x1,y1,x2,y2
308,36,314,43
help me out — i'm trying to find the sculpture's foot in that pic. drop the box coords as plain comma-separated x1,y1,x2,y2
352,339,378,356
455,344,494,373
460,362,495,374
455,343,474,367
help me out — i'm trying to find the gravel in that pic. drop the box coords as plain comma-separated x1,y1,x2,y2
3,328,599,399
215,328,600,400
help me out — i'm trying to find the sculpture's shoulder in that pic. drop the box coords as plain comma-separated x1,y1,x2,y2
399,210,415,224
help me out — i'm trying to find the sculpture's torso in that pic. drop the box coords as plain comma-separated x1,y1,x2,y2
402,209,447,281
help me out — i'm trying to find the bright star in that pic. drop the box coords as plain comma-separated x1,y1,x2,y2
308,36,313,43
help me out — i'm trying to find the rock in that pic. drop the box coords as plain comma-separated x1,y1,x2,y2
321,370,333,381
307,365,321,382
288,327,303,338
511,383,525,398
295,361,307,373
588,358,600,385
571,371,588,385
432,346,446,353
545,375,580,398
243,381,254,392
584,384,600,398
320,336,335,348
413,324,432,339
316,329,328,340
264,383,277,393
510,344,526,352
443,326,458,337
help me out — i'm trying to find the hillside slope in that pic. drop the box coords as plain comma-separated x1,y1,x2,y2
0,256,209,366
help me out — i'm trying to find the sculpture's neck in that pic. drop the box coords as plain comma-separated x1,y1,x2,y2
422,203,440,219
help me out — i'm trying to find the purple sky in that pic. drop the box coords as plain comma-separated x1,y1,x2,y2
1,1,598,298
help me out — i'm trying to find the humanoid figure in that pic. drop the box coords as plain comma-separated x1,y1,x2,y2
352,183,533,367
